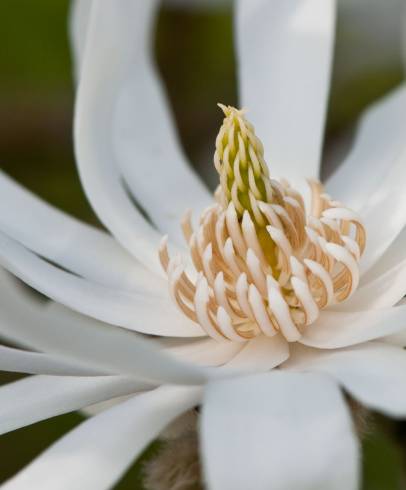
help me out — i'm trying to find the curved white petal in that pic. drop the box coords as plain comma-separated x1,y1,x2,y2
75,1,210,272
0,375,150,436
81,394,133,418
81,337,236,417
383,329,406,347
359,144,406,273
361,227,406,284
47,306,240,370
163,337,243,366
286,342,406,418
222,334,289,373
0,231,205,338
236,0,336,181
2,386,202,490
382,299,406,346
112,2,212,244
69,0,93,81
0,345,103,377
163,334,289,374
0,267,208,386
300,304,406,349
74,1,161,274
202,371,359,490
326,85,406,210
333,254,406,311
0,172,162,293
347,228,406,310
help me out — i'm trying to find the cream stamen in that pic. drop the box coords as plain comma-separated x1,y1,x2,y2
159,105,366,342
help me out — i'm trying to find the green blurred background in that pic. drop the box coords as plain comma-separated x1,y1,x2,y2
0,0,405,488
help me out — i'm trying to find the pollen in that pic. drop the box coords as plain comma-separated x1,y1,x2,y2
159,105,366,343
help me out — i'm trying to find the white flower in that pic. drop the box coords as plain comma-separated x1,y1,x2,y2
1,1,406,489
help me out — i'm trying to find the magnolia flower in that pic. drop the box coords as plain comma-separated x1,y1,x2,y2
1,1,406,489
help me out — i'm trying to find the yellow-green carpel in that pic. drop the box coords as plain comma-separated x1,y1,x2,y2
214,104,277,267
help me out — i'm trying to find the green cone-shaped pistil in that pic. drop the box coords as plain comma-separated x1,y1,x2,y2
214,104,276,267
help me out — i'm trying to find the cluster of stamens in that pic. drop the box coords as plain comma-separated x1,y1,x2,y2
159,105,366,343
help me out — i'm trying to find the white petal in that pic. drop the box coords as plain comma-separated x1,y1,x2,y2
0,267,208,386
326,85,406,210
339,226,406,315
0,345,102,377
359,144,406,273
163,337,243,366
383,329,406,347
0,172,162,293
0,375,150,435
300,304,406,349
75,1,209,272
0,231,205,338
2,386,202,490
69,0,93,81
236,0,336,181
333,254,406,311
82,338,235,416
74,1,161,274
201,371,359,490
111,2,212,244
81,394,132,418
285,342,406,418
361,227,406,285
221,334,289,373
381,300,406,346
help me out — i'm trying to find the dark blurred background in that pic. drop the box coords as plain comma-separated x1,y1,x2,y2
0,0,405,488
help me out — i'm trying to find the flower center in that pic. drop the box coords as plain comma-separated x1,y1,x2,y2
159,105,366,343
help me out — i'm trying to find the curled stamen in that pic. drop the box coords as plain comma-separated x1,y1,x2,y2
160,105,366,343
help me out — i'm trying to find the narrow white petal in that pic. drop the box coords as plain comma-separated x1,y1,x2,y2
334,254,406,311
222,334,289,373
300,304,406,349
0,172,162,293
2,386,202,490
286,342,406,418
0,375,150,436
111,2,212,243
383,329,406,347
163,337,243,366
0,345,102,377
75,0,210,271
75,1,162,273
202,371,359,490
381,300,406,347
361,227,406,284
69,0,93,81
0,267,208,386
359,145,406,272
236,0,336,180
326,85,406,210
0,232,205,338
85,336,240,417
81,394,132,418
